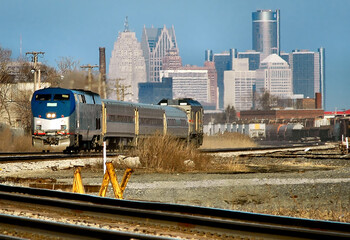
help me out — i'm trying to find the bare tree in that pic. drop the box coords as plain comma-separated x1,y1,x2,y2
225,105,237,123
56,56,80,75
257,91,279,110
12,89,32,131
0,46,13,126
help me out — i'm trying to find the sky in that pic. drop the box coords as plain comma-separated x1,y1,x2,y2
1,0,349,111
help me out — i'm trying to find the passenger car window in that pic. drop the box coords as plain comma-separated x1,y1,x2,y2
54,94,70,100
35,94,51,101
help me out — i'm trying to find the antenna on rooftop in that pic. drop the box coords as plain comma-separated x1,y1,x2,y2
124,16,129,32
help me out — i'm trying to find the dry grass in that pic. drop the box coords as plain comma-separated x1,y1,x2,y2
0,127,35,152
131,133,212,172
221,157,252,173
200,132,257,149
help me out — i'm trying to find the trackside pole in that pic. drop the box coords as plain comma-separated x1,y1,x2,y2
103,141,107,174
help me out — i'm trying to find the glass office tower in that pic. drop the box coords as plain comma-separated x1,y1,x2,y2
318,47,326,109
252,9,280,60
141,25,178,82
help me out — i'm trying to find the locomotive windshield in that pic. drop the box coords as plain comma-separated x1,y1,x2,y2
35,94,51,101
54,94,70,101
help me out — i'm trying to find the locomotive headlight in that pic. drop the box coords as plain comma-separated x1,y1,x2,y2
46,112,57,119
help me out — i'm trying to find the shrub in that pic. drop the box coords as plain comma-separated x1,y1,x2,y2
131,133,211,172
201,132,257,149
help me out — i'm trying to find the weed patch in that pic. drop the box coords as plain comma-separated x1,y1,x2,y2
201,132,257,149
131,134,211,172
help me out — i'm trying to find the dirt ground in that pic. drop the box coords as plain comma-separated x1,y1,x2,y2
1,143,350,222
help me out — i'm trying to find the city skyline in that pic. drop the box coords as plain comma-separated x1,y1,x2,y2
1,0,349,111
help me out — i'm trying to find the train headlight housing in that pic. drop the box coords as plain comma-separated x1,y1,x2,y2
46,112,56,119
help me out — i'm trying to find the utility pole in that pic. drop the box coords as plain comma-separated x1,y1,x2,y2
26,51,44,91
80,64,98,90
121,84,132,101
114,78,131,101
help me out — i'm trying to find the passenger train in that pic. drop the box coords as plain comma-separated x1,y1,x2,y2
31,88,203,152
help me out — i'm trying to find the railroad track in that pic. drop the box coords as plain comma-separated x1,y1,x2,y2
0,184,349,239
0,142,329,163
0,152,119,163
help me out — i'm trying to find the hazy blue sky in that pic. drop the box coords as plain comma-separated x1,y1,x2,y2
1,0,349,111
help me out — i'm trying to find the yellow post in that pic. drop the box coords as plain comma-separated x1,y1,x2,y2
72,167,85,194
98,171,110,197
98,163,134,199
106,162,123,199
120,168,134,192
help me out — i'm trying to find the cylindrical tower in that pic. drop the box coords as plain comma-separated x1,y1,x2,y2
252,9,280,60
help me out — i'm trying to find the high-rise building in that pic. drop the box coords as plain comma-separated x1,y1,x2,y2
280,52,290,64
181,63,217,106
318,47,326,109
286,48,325,108
204,61,217,107
224,58,256,111
252,9,280,60
141,25,178,82
289,50,318,99
160,69,209,103
255,54,292,99
138,77,173,104
108,17,146,102
162,48,182,70
210,49,236,109
238,50,261,70
205,49,213,62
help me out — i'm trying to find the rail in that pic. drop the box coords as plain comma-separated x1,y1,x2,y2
0,142,329,163
0,184,349,239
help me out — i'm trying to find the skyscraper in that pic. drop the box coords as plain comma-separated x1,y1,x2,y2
181,63,217,106
318,47,326,109
205,49,213,62
162,48,182,70
255,54,292,99
211,49,236,109
287,48,325,108
108,17,147,102
141,25,178,82
160,69,209,103
224,58,256,111
238,50,261,70
289,50,318,100
252,9,280,60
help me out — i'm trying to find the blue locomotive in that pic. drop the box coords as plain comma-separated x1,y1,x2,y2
31,88,203,152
